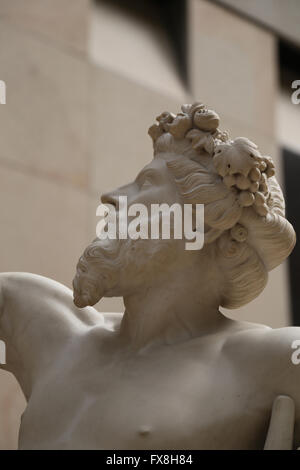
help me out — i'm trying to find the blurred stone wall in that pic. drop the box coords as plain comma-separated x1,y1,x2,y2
216,0,300,46
0,0,291,449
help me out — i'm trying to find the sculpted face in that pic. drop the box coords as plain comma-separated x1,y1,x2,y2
103,154,182,210
73,102,295,310
73,154,188,308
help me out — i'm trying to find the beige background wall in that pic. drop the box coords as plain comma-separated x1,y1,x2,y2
0,0,292,449
216,0,300,46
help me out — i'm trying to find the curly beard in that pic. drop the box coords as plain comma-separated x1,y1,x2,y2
72,236,177,308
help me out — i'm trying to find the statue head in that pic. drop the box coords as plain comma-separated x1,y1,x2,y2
73,102,296,310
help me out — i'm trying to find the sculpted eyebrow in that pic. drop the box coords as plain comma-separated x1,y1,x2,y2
136,169,158,182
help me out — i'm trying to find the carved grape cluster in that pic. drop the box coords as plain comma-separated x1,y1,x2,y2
148,102,276,241
148,102,221,143
212,138,275,217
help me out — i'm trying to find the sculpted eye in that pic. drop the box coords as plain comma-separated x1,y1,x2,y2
140,177,152,188
137,172,156,188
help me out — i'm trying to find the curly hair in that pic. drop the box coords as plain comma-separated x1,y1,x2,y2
148,102,296,309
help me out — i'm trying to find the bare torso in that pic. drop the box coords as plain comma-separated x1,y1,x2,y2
1,273,299,450
18,317,280,449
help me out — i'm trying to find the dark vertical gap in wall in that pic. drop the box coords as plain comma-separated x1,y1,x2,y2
282,148,300,326
94,0,188,89
155,0,188,88
279,39,300,90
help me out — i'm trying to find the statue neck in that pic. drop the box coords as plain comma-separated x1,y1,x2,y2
119,264,226,350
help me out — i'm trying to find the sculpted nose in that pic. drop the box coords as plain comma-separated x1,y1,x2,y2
101,183,131,209
101,191,118,208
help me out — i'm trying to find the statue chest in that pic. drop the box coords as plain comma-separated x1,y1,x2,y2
19,345,271,449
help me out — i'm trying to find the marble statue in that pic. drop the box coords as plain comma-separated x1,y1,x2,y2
0,102,299,450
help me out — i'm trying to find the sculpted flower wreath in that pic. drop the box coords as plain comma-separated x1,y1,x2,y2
148,102,276,243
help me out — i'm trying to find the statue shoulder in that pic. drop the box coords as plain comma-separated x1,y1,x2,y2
102,312,123,329
255,325,300,369
221,320,271,359
223,322,300,391
0,271,106,328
